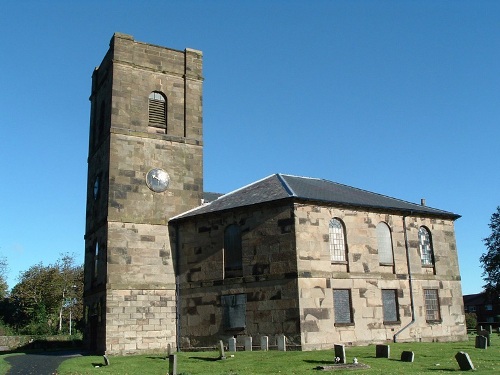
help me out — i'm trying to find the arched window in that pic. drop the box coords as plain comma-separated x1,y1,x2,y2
377,222,394,265
93,242,99,280
329,218,347,262
224,224,242,278
419,226,434,266
148,91,167,129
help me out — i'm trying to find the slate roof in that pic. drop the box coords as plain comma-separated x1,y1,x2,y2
172,174,460,221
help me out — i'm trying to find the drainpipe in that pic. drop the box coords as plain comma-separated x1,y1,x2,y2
174,223,181,352
393,212,416,343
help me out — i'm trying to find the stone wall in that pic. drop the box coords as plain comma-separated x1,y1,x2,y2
294,204,467,349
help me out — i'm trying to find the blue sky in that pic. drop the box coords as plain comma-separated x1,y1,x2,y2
0,0,498,295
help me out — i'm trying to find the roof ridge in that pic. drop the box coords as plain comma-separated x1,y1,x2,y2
276,173,296,197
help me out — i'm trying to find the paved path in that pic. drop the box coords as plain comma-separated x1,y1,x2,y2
5,350,83,375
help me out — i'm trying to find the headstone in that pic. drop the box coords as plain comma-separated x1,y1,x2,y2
475,335,487,349
479,330,491,346
228,337,236,352
103,355,110,366
169,354,177,375
244,336,253,351
401,351,414,362
455,351,474,371
376,344,390,358
218,340,226,360
261,336,269,351
277,334,286,351
489,325,493,334
334,344,346,364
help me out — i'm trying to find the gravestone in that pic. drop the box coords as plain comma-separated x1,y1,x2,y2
400,351,414,362
489,325,493,334
228,337,236,352
277,334,286,351
376,344,390,358
334,344,346,364
479,330,491,346
244,336,253,351
261,336,269,351
103,355,110,366
218,340,226,360
455,351,474,371
169,354,177,375
475,335,487,349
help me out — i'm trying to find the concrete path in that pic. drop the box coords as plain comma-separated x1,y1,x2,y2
5,350,82,375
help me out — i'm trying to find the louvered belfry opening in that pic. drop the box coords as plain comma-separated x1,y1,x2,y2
148,92,167,130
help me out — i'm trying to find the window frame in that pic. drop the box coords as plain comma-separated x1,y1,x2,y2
423,289,441,322
148,91,167,130
381,289,400,324
333,289,354,326
377,222,394,265
418,226,435,267
329,218,348,263
223,224,243,278
221,293,247,331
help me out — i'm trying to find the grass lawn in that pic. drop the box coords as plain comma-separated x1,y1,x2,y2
41,334,500,374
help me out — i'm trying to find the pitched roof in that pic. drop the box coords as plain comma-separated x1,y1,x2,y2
172,174,460,221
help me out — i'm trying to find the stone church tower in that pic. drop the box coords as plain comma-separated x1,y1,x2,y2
84,33,203,354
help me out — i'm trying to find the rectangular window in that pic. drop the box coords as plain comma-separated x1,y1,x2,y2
424,289,441,322
221,294,246,330
485,304,493,311
333,289,353,324
382,289,399,323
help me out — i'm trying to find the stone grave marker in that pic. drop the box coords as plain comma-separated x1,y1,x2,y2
277,334,286,351
455,351,474,371
228,337,236,352
479,330,491,346
334,344,346,364
489,325,493,334
103,355,110,366
400,351,414,362
376,344,390,358
169,354,177,375
475,335,487,349
218,340,226,360
244,336,253,351
261,336,269,351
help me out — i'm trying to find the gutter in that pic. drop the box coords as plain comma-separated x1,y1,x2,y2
393,213,417,343
174,223,181,352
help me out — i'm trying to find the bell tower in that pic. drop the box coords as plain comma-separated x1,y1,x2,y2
84,33,203,354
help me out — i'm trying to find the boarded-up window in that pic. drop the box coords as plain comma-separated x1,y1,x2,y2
329,218,347,262
419,226,434,267
221,294,246,330
224,224,243,278
382,289,399,322
148,92,167,129
333,289,353,324
424,289,441,321
377,222,394,264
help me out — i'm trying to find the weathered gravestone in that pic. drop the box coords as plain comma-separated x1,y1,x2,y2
479,330,491,346
334,344,346,364
475,335,487,349
277,334,286,351
261,336,269,351
228,337,236,352
103,355,110,366
455,351,475,371
218,340,226,360
376,344,390,358
244,336,253,351
401,351,414,362
169,354,177,375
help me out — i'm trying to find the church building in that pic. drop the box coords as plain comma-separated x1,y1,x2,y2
84,33,467,355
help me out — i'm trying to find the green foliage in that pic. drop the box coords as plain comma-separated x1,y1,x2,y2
57,335,500,374
2,253,84,335
465,312,477,329
480,206,500,294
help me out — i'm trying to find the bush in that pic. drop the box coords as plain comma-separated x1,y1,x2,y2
465,312,477,329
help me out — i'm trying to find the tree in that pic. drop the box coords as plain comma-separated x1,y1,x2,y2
0,256,8,300
480,206,500,294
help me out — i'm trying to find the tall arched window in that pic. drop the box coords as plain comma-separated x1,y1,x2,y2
377,222,394,265
224,224,242,278
148,91,167,129
93,242,99,280
329,218,347,262
419,226,434,266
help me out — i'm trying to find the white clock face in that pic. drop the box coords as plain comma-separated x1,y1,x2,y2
146,168,170,192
